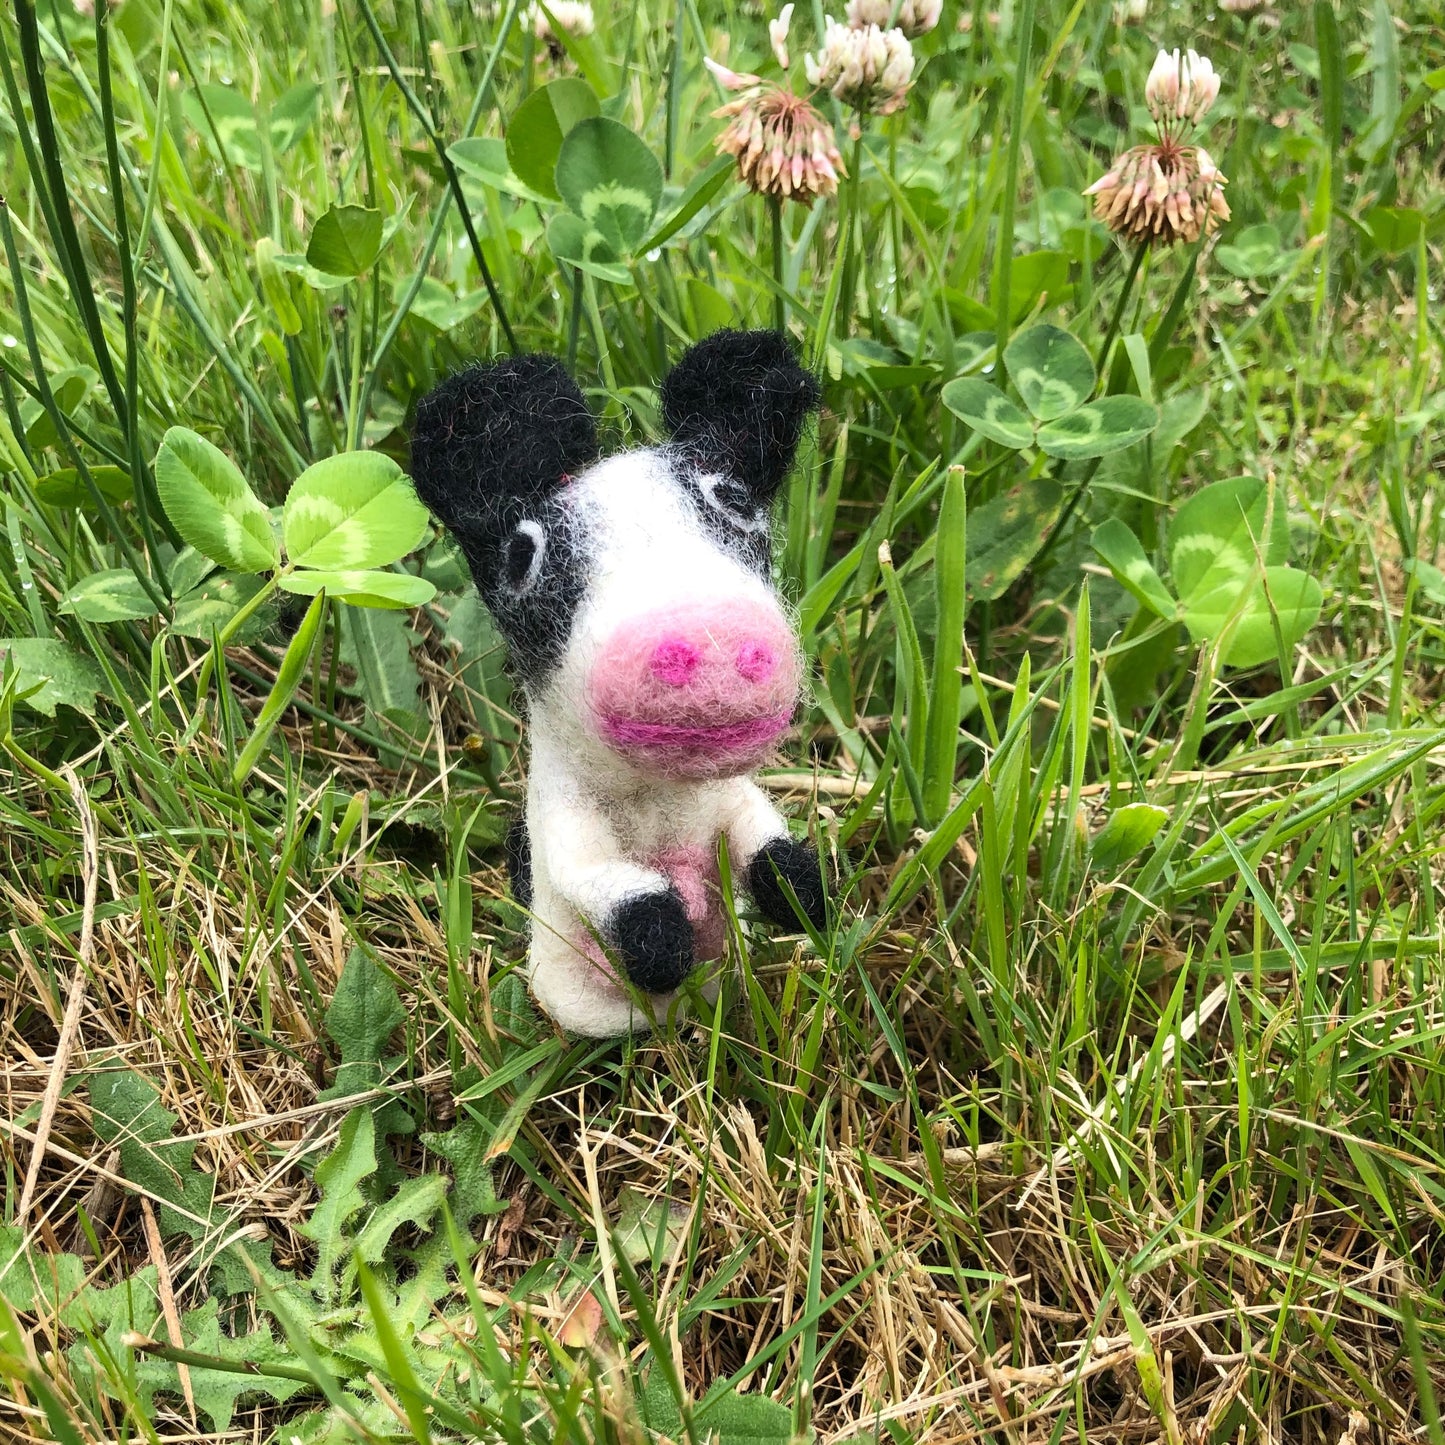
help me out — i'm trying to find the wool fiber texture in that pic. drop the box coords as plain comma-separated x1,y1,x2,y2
747,835,828,932
409,353,598,543
662,329,821,500
410,355,599,684
605,889,696,994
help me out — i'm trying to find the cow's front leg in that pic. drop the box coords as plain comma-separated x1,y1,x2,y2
530,793,695,994
721,780,828,933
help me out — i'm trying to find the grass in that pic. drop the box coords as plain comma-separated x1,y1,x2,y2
1,0,1444,1440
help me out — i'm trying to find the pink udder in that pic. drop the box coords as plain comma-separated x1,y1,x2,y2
561,845,725,1003
567,926,623,987
651,843,726,961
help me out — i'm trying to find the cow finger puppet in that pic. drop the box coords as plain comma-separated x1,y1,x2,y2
410,329,829,1037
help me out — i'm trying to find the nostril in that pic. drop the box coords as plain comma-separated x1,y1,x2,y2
735,641,776,684
650,637,702,687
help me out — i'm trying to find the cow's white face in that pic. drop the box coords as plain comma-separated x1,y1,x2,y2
519,449,801,781
410,327,820,785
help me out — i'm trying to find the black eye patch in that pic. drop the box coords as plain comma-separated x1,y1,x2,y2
479,501,589,685
680,469,773,578
710,480,754,515
504,522,544,593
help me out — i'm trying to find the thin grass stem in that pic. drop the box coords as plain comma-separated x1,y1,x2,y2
993,0,1036,360
771,195,786,335
353,0,519,352
0,200,167,613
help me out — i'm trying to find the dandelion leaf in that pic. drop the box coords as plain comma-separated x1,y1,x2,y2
323,947,406,1067
695,1388,797,1443
353,1173,449,1266
167,1299,307,1430
212,1233,296,1299
320,947,414,1143
422,1069,506,1233
300,1107,377,1291
394,1233,453,1334
0,637,109,716
637,1363,686,1436
89,1069,217,1243
0,1225,89,1314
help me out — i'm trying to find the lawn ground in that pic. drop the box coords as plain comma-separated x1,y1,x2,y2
1,0,1444,1441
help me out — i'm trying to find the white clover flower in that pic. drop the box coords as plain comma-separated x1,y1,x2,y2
1145,48,1221,133
712,81,845,201
845,0,941,39
1112,0,1147,23
1087,46,1227,245
704,55,764,91
1194,145,1223,187
1084,141,1229,245
526,0,594,44
1144,49,1180,116
805,17,914,115
770,3,794,68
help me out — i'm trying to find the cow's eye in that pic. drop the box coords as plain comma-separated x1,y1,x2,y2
504,521,546,594
710,480,753,514
698,474,767,533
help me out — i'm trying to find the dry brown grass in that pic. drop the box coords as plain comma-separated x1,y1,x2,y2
4,702,1444,1443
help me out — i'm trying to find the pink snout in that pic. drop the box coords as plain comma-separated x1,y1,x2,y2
587,599,800,779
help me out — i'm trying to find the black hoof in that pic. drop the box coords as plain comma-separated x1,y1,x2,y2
608,888,696,993
747,836,828,932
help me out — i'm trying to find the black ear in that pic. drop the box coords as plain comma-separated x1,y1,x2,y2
409,355,598,553
660,329,821,502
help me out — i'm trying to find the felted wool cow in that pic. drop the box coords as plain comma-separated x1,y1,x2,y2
410,329,828,1037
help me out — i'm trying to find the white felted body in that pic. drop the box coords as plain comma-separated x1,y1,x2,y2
519,450,797,1036
524,725,792,1034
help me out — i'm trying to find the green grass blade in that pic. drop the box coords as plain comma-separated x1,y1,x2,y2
921,465,967,825
231,589,327,785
